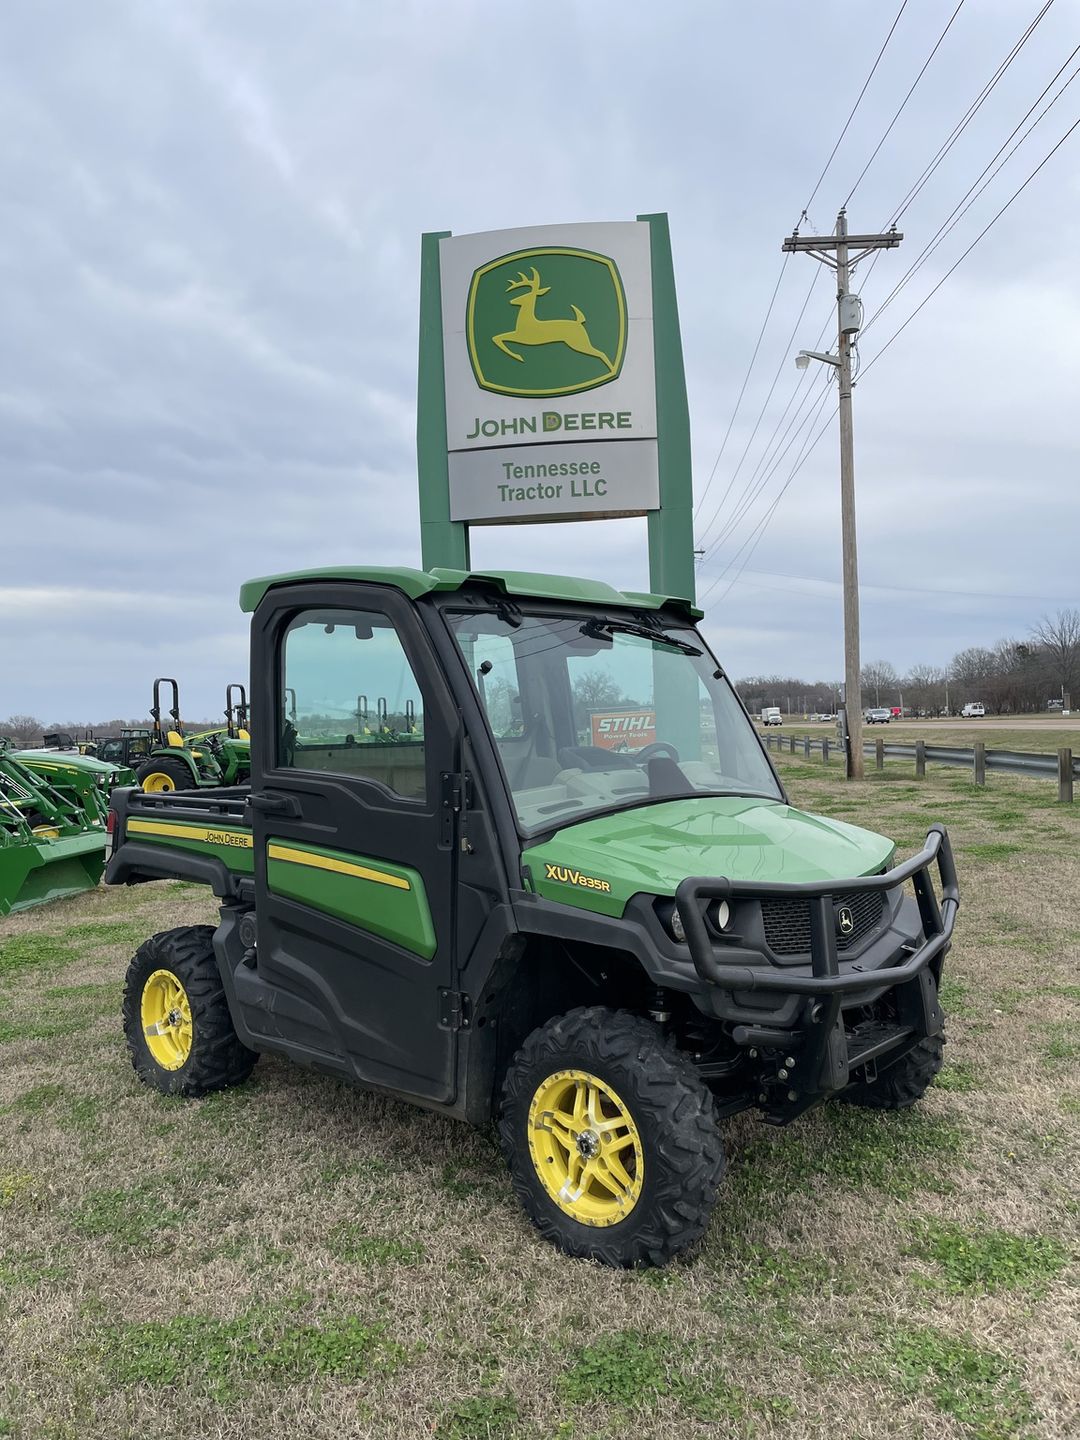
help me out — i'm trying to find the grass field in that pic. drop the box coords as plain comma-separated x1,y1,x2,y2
1,762,1078,1439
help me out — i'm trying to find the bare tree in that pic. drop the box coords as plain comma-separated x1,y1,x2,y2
1031,608,1080,706
904,664,945,716
860,661,898,707
1,714,43,745
571,668,628,732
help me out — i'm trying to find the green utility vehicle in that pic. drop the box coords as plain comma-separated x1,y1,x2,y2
135,680,252,792
107,567,958,1267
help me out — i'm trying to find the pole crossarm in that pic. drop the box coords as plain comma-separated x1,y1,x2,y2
781,231,903,252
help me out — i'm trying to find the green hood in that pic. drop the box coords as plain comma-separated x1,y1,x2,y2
522,796,895,918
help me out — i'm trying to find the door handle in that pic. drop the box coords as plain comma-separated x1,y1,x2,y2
246,792,302,818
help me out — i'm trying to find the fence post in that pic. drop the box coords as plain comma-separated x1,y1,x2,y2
915,740,926,779
875,737,884,770
1059,747,1074,804
822,738,830,765
804,736,811,758
974,741,986,787
790,735,797,754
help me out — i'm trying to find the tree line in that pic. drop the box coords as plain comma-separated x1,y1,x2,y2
736,609,1079,716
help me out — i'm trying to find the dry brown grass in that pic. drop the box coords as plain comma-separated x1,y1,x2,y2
1,770,1077,1440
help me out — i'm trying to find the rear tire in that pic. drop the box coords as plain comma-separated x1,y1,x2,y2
137,756,195,792
123,925,257,1097
840,1030,945,1110
499,1006,725,1268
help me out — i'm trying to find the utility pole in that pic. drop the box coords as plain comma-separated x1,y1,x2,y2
782,211,902,780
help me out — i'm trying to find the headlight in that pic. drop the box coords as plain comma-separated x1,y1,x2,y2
712,899,732,931
669,906,686,943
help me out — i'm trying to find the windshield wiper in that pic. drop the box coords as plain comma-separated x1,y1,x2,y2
580,619,701,657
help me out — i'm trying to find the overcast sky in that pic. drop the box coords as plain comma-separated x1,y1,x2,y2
2,0,1078,723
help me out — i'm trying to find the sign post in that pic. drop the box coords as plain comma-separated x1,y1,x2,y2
416,214,695,603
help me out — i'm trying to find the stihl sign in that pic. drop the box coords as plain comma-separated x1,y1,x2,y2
590,709,657,751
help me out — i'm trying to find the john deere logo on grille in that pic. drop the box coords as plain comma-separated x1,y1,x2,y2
467,248,627,398
837,905,855,936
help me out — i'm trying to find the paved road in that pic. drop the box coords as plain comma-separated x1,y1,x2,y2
785,716,1078,733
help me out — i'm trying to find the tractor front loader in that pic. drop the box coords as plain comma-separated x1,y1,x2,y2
0,740,107,915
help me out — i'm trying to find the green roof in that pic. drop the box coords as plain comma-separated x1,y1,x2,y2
238,566,702,618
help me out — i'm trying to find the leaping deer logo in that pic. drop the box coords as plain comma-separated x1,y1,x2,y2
492,267,615,377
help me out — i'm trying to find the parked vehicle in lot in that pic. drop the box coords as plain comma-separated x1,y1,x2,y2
961,703,985,718
760,706,782,726
864,708,892,724
106,566,958,1268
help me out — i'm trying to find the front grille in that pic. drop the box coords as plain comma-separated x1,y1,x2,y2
760,889,887,957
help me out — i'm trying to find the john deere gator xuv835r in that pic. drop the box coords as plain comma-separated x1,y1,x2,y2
107,567,958,1267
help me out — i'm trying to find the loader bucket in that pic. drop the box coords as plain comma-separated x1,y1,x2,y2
0,828,106,916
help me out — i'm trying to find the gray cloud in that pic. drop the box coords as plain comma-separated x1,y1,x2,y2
1,0,1078,723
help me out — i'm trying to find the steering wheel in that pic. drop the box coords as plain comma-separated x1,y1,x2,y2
635,741,680,763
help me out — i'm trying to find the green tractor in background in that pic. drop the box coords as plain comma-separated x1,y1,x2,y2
0,740,112,915
135,679,252,793
83,729,155,769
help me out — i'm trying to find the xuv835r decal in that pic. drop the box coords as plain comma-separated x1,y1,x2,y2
543,863,612,893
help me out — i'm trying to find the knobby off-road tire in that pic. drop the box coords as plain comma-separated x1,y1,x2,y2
499,1006,725,1268
136,756,195,792
123,925,257,1097
840,1029,946,1111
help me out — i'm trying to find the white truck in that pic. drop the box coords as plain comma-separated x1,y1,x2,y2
760,706,782,726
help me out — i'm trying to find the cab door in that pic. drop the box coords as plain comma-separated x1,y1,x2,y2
247,583,460,1104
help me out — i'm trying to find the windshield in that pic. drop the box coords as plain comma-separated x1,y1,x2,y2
447,609,782,832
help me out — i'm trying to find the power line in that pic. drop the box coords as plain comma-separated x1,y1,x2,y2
707,328,831,551
866,43,1080,333
702,365,832,562
701,293,837,558
699,389,837,606
695,0,912,526
694,267,823,550
693,253,790,521
843,0,968,207
888,0,1057,225
864,110,1080,374
802,0,913,217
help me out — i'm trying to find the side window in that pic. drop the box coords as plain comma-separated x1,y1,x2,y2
279,609,426,801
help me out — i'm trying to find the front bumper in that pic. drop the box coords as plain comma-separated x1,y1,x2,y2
675,826,958,998
674,827,959,1115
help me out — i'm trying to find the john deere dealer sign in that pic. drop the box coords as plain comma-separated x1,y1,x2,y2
439,222,659,523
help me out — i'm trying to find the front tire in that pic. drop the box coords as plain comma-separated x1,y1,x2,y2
122,925,257,1097
840,1030,945,1110
499,1007,725,1267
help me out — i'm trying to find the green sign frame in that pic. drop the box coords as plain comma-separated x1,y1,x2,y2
416,213,695,604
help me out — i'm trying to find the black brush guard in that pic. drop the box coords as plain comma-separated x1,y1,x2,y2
675,826,959,1114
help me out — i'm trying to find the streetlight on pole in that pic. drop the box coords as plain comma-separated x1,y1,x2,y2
782,211,902,780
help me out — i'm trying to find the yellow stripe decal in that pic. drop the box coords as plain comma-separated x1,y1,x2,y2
128,819,253,850
266,843,410,891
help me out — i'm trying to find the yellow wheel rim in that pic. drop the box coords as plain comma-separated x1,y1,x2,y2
142,772,176,792
140,969,193,1070
527,1068,644,1227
